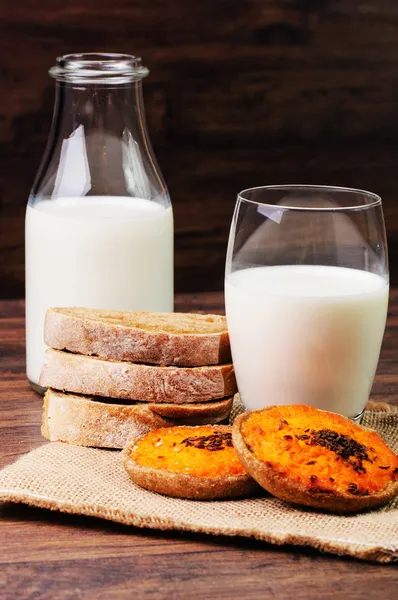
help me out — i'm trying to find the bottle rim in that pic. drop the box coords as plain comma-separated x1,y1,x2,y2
49,53,149,83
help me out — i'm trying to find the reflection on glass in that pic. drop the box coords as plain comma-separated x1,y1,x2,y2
53,125,91,198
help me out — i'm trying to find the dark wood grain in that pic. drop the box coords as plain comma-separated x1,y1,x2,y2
0,293,397,599
1,1,398,298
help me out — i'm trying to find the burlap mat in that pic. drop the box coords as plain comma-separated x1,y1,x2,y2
1,400,397,563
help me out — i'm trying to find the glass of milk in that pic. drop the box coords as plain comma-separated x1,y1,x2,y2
225,185,389,422
25,54,173,390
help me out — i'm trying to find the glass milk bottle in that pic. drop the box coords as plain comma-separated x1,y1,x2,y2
25,54,173,390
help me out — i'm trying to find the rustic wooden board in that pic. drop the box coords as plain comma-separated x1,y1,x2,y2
0,293,397,599
1,0,398,298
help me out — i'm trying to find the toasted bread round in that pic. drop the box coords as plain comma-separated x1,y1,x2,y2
233,405,398,513
122,425,259,500
42,390,233,449
147,396,233,420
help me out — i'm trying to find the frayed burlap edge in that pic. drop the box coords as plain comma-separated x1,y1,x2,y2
2,490,395,564
366,400,398,413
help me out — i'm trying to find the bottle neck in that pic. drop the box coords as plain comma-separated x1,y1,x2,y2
53,80,146,137
32,79,167,200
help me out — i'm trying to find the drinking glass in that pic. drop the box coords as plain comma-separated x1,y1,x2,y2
225,185,389,422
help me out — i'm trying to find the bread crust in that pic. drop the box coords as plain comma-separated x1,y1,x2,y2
40,349,237,403
122,425,259,500
233,407,398,514
42,390,231,449
44,307,231,367
147,396,233,419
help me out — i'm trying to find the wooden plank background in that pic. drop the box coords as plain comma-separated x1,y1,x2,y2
1,0,398,297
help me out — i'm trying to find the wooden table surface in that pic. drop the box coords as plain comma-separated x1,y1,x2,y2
1,294,397,600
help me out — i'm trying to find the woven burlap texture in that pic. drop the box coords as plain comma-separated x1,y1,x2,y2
1,402,397,564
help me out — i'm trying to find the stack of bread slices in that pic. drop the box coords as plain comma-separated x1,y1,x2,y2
40,308,237,449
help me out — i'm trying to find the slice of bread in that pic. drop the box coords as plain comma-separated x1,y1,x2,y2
44,307,231,366
40,349,237,403
42,390,232,449
233,405,398,513
122,425,259,499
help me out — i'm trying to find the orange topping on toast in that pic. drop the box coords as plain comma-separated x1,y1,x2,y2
241,405,398,496
131,425,246,478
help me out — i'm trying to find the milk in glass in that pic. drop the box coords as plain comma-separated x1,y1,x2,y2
225,265,388,418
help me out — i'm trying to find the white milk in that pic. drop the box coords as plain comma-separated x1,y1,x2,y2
225,265,389,418
26,196,173,385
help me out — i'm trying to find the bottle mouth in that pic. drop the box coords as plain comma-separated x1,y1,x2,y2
49,53,149,83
